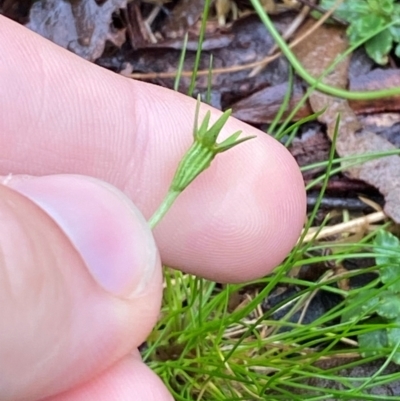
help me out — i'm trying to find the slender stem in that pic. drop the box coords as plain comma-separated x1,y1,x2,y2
188,0,212,96
149,190,180,229
250,0,400,100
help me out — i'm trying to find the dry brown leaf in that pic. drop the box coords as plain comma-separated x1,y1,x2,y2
229,67,400,124
349,69,400,115
26,0,127,61
293,20,400,223
231,78,312,123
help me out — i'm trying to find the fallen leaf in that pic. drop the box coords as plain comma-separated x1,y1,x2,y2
293,20,400,223
231,78,312,123
349,69,400,115
358,113,400,148
26,0,127,61
231,66,400,125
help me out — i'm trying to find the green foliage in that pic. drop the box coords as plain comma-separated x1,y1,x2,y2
319,0,400,64
251,0,400,99
148,97,254,228
376,230,400,293
342,230,400,363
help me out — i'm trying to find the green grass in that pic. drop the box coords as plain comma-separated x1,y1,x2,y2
144,238,400,400
143,1,400,399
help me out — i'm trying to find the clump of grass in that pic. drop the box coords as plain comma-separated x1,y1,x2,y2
145,228,400,400
143,1,400,399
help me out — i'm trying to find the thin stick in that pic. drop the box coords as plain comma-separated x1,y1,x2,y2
301,211,387,244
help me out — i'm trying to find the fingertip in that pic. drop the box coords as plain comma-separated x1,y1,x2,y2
148,107,306,282
43,355,174,401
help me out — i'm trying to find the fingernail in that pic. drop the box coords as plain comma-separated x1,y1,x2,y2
8,174,159,298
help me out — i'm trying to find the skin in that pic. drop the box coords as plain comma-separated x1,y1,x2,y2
0,16,306,401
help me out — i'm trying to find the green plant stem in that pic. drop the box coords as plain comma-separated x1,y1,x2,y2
149,190,180,228
269,65,294,136
188,0,212,96
173,32,188,91
250,0,400,100
148,98,253,230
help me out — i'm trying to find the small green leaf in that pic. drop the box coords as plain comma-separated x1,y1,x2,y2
374,230,400,293
395,43,400,58
375,230,400,252
359,325,388,358
365,29,393,65
317,0,398,65
348,14,386,43
387,317,400,363
380,0,394,15
390,350,400,365
200,110,231,147
197,111,211,139
216,131,245,152
317,0,369,22
376,292,400,319
350,1,372,16
387,318,400,346
389,25,400,42
362,292,381,313
368,0,393,14
341,289,380,323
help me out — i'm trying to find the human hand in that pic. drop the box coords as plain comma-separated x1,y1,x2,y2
0,16,306,401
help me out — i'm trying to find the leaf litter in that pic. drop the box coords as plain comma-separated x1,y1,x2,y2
292,19,400,223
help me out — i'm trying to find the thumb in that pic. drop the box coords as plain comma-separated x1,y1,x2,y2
0,175,163,401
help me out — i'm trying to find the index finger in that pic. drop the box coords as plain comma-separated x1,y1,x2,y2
0,16,306,282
